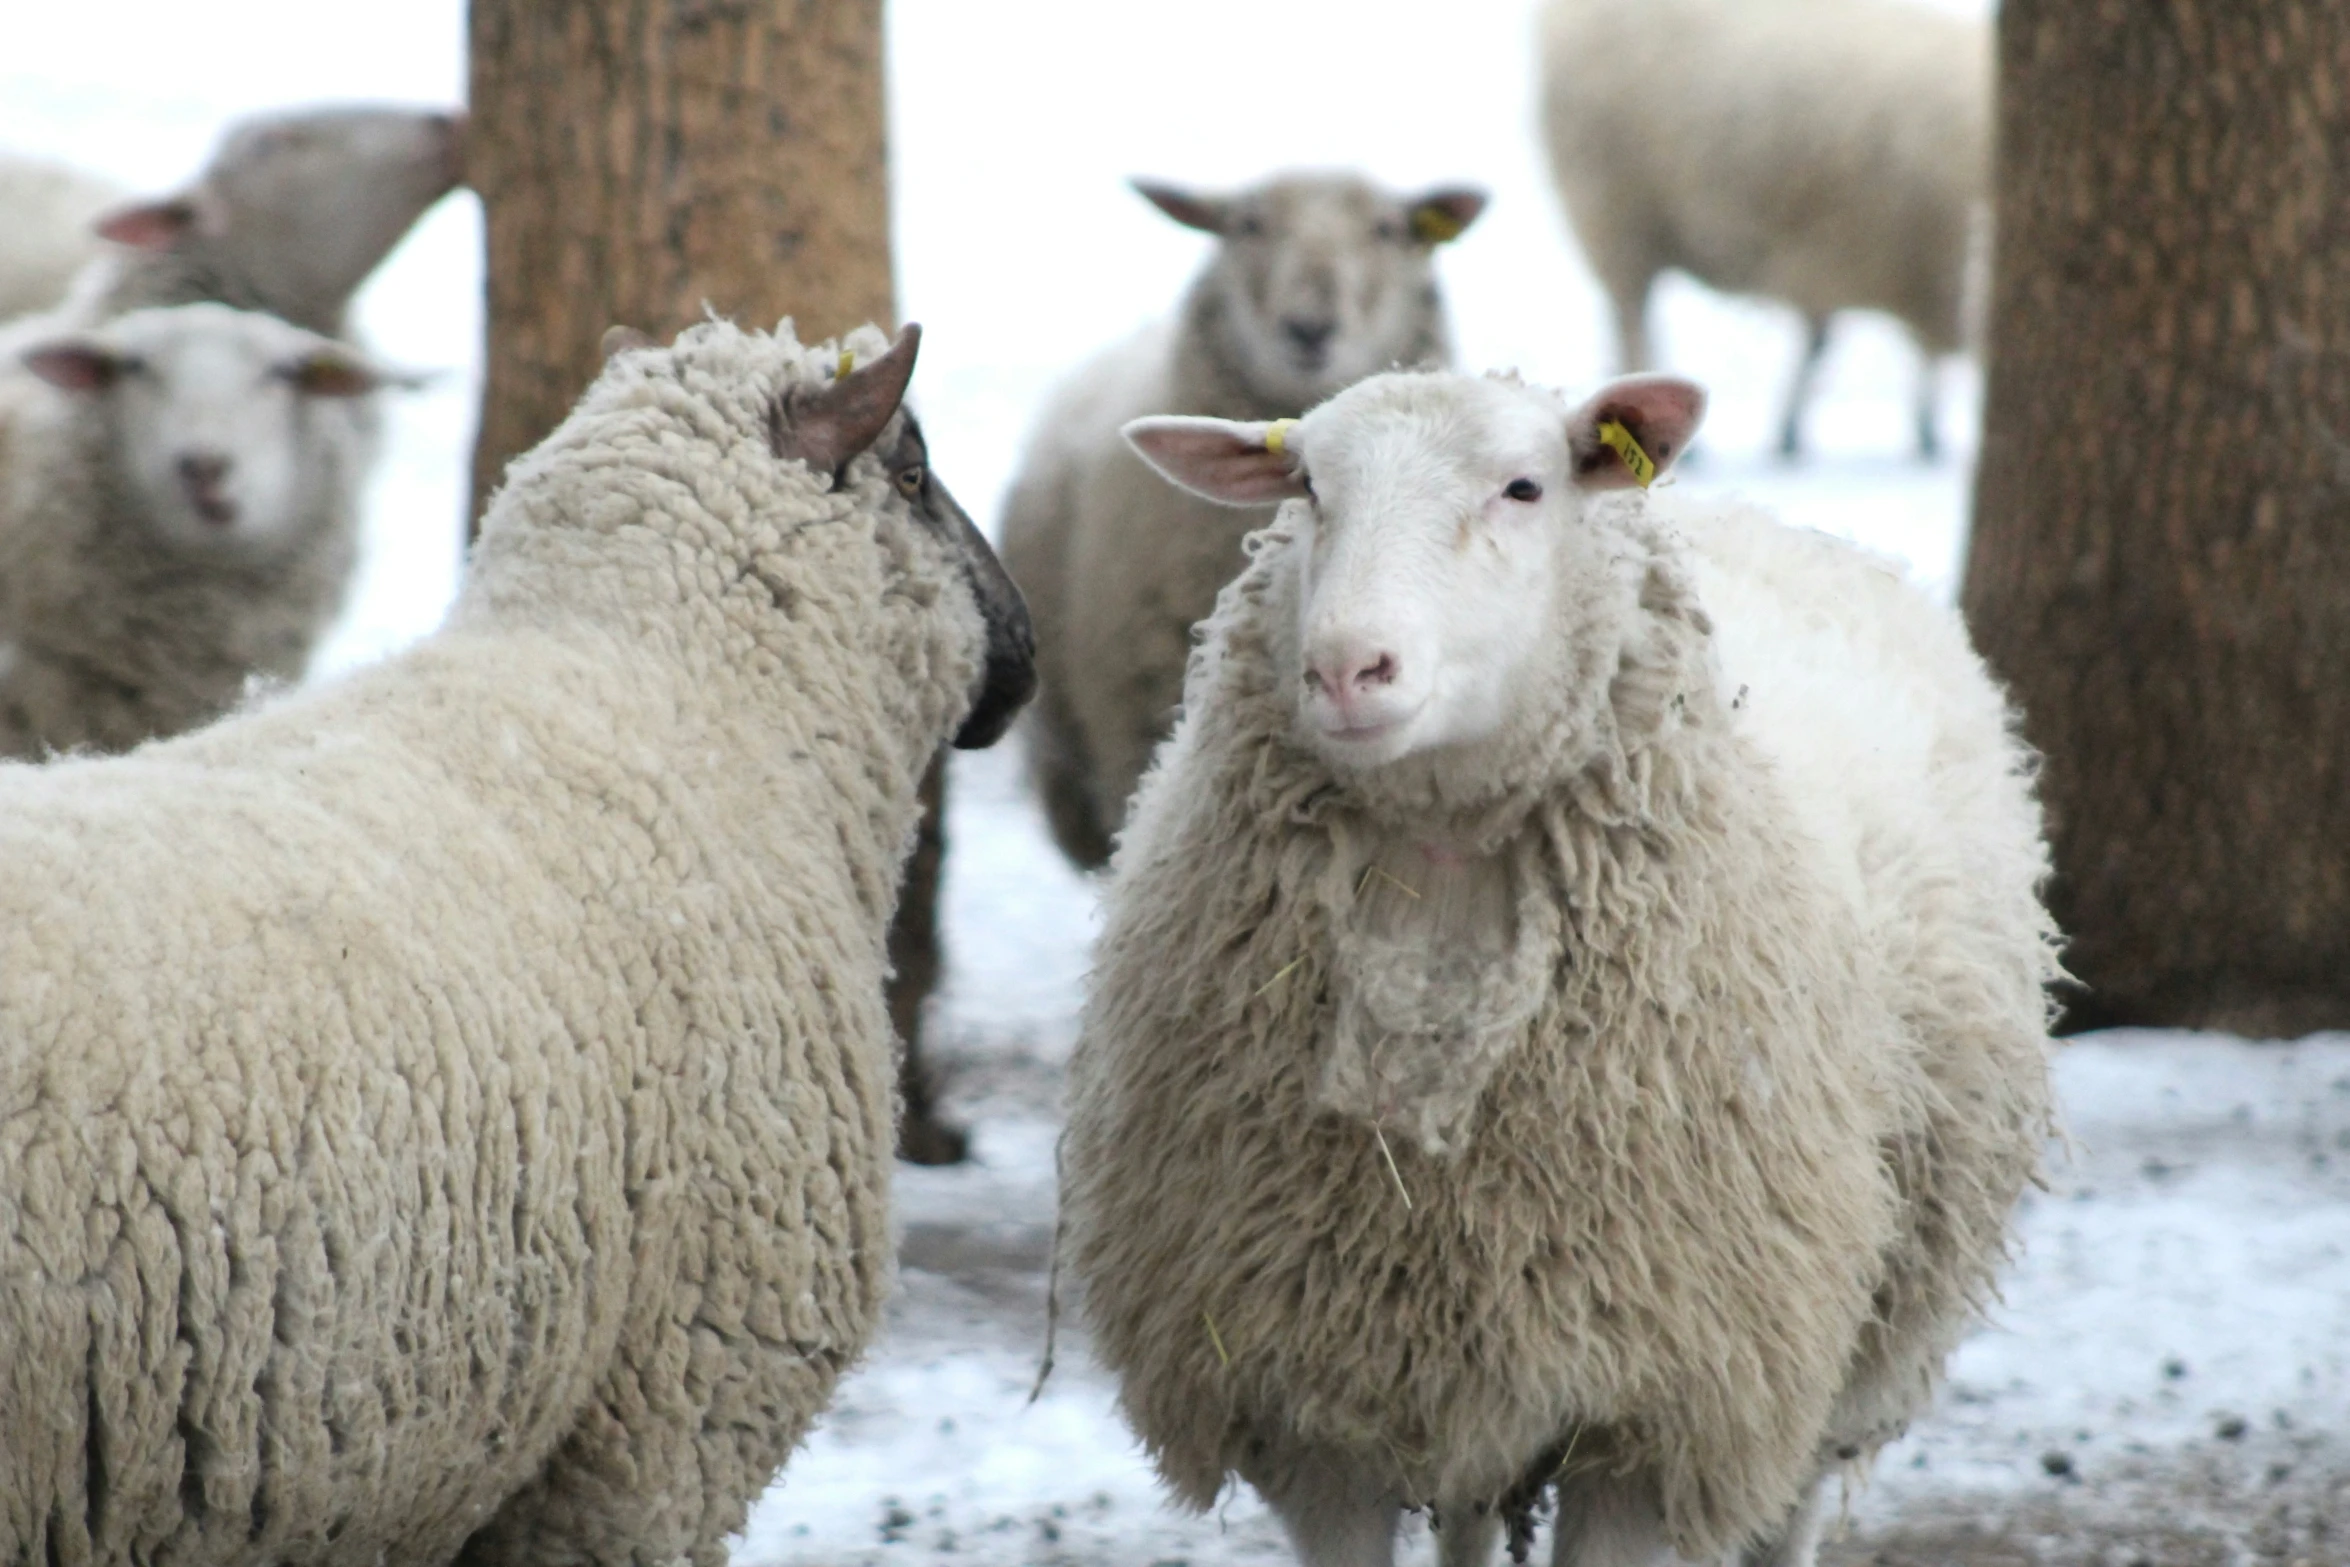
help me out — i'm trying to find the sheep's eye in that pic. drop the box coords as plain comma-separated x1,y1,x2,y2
1504,477,1543,503
1374,218,1404,243
1233,212,1265,238
894,464,924,498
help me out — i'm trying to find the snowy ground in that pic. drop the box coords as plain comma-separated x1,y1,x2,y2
9,1,2350,1562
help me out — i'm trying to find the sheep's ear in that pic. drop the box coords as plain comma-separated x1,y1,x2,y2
1406,187,1488,245
281,348,387,398
22,342,121,393
1567,375,1706,491
773,322,919,473
600,324,654,360
94,197,200,250
1124,416,1309,506
1131,179,1230,236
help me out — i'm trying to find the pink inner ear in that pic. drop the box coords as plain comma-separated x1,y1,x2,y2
23,345,116,393
1124,418,1306,506
94,199,196,251
1573,374,1708,488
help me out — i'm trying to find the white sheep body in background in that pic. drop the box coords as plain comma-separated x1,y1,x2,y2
0,302,394,757
1539,0,1989,460
999,171,1485,867
1062,367,2055,1566
0,155,126,322
0,319,1035,1567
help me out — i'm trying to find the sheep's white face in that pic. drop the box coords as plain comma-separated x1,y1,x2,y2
22,303,384,558
1134,174,1485,413
1125,369,1706,773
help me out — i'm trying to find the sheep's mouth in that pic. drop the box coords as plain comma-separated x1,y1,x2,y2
1312,709,1421,750
188,491,239,527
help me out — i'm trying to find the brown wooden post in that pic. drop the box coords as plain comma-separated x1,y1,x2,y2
470,0,964,1158
1964,2,2350,1035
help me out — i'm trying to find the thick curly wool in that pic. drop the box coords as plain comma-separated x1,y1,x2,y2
0,319,987,1567
1062,497,2055,1558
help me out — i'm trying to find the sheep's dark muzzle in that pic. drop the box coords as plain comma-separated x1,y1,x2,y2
946,485,1036,751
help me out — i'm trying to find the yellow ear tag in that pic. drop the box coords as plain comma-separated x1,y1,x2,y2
1410,204,1467,244
1263,418,1297,456
1597,419,1657,488
837,350,855,379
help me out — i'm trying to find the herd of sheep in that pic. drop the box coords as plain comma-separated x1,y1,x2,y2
0,5,2066,1567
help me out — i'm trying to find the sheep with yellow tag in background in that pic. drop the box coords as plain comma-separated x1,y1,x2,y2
999,170,1486,870
1062,361,2056,1567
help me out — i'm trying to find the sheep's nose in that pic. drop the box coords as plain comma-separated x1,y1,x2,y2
1283,317,1336,355
177,452,230,490
1306,647,1400,698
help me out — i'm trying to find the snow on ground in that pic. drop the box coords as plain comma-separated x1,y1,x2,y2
9,1,2349,1562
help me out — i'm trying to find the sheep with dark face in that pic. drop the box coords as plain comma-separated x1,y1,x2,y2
0,319,1034,1567
999,170,1486,869
1062,366,2055,1567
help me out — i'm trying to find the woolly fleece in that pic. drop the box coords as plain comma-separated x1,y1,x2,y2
1062,484,2055,1558
0,318,990,1567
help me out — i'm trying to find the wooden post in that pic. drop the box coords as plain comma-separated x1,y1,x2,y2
1964,2,2350,1033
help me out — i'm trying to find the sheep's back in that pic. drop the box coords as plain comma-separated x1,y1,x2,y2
0,632,895,1567
1542,0,1987,338
1678,500,2056,1443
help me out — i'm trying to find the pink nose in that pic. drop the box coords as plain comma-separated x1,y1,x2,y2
1306,648,1400,699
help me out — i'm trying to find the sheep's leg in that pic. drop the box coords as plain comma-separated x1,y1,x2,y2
1259,1453,1401,1567
1435,1499,1501,1567
1548,1472,1675,1567
888,754,967,1163
1025,672,1117,870
1738,1475,1829,1567
1608,272,1657,375
1912,351,1943,463
1776,315,1831,461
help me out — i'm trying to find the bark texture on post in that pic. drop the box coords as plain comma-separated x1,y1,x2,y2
1965,3,2350,1034
470,0,964,1159
468,0,893,518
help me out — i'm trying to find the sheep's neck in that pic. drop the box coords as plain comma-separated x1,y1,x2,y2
1316,832,1558,1159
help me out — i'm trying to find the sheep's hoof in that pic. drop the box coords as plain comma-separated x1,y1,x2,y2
898,1112,971,1166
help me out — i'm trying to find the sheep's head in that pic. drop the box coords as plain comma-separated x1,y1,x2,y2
767,325,1036,751
22,302,390,558
96,105,467,332
1126,369,1705,784
1135,171,1485,412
